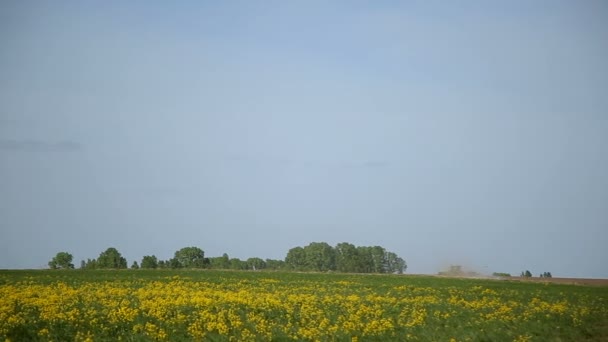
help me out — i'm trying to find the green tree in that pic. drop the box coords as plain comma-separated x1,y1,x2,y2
385,251,406,274
208,253,230,269
84,258,97,270
174,247,205,268
48,252,74,269
524,270,532,278
96,247,127,269
230,258,246,270
131,261,139,269
356,246,374,273
169,257,182,269
492,272,511,277
285,242,406,274
370,246,388,273
355,246,388,273
217,253,230,269
265,259,286,270
285,247,307,271
141,255,158,269
246,257,266,270
208,257,223,269
303,242,336,272
335,242,360,273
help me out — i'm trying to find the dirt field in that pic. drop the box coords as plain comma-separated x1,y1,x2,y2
508,276,608,286
433,274,608,286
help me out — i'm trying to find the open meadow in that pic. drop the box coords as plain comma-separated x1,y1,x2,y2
1,270,607,341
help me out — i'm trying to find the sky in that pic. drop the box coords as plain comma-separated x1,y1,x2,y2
0,1,607,278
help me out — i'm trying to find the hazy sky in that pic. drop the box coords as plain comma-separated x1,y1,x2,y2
1,1,607,277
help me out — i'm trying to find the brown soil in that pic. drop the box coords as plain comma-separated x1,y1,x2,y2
508,276,608,286
431,274,608,287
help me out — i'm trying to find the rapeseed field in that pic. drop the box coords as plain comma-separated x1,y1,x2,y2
1,270,606,341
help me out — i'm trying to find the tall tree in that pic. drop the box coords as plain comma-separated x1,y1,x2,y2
385,252,407,274
141,255,158,269
335,242,360,273
169,257,182,269
265,259,286,270
230,258,246,270
219,253,230,269
209,253,231,269
174,247,205,268
369,246,387,273
48,252,74,269
286,242,407,274
84,258,97,270
303,242,336,272
285,247,307,270
246,257,266,270
356,246,374,273
96,247,127,269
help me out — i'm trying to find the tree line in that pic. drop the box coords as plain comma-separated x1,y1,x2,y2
48,242,407,274
519,270,553,278
286,242,406,274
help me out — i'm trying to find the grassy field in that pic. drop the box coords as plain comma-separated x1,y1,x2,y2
1,270,607,341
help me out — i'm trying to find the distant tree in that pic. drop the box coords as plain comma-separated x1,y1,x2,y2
265,259,286,270
285,247,307,271
524,270,532,278
96,247,127,269
543,271,552,278
208,253,230,269
356,246,374,273
230,258,246,270
141,255,159,269
208,257,222,269
48,252,74,269
174,247,205,268
157,260,167,269
395,257,407,274
335,242,360,273
220,253,230,268
246,257,266,270
287,242,406,274
369,246,388,273
385,252,406,274
84,258,97,270
168,257,182,269
131,261,139,269
303,242,336,272
492,272,511,277
80,260,86,269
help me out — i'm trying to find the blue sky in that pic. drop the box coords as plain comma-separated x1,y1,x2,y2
1,1,607,277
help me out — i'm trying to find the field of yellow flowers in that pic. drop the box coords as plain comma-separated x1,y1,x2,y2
1,270,607,341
